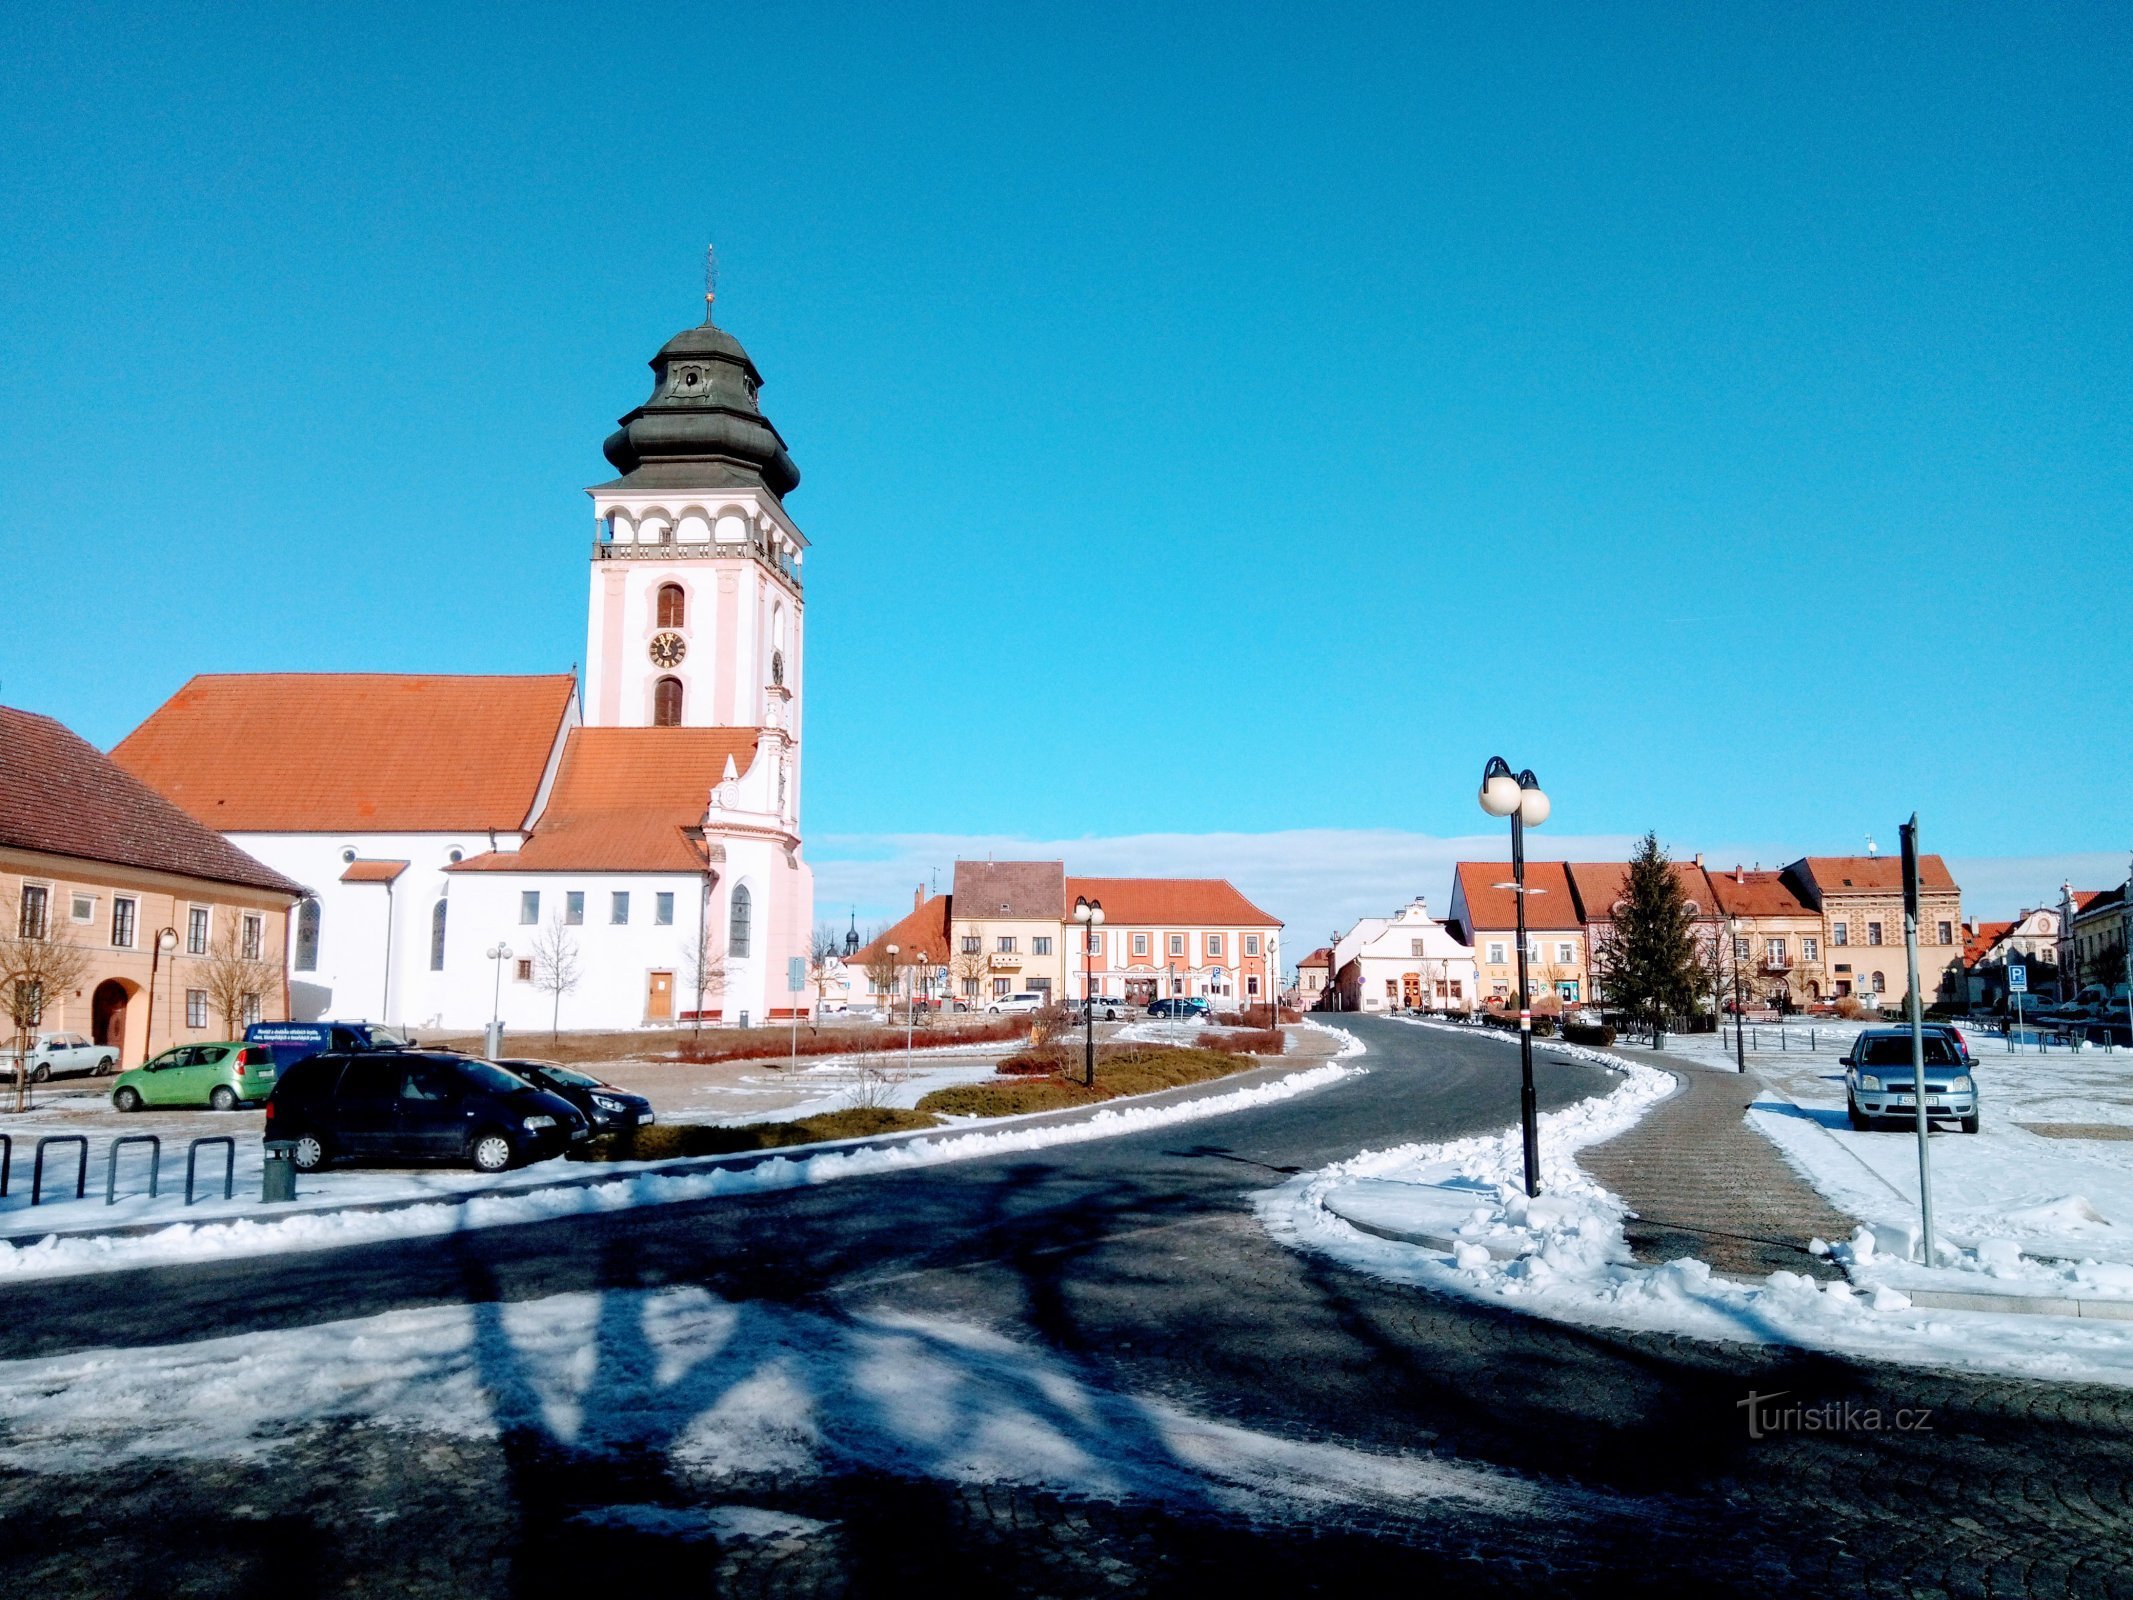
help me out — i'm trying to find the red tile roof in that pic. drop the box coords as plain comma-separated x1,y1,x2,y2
1706,868,1819,920
1791,855,1958,894
1564,861,1720,922
340,859,410,885
449,727,761,874
1063,877,1280,927
0,706,302,897
112,673,577,834
1298,946,1333,970
1963,920,2015,967
953,860,1064,920
850,894,954,968
1452,861,1582,931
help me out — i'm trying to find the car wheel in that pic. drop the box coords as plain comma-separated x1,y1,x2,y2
113,1086,142,1112
209,1085,239,1111
96,1056,116,1076
1961,1113,1979,1134
30,1063,50,1083
291,1134,328,1172
470,1132,515,1173
1846,1096,1868,1131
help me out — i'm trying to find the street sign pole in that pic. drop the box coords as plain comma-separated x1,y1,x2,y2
2009,960,2026,1043
1900,816,1936,1266
787,955,806,1072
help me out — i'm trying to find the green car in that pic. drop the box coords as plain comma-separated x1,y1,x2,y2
112,1042,277,1112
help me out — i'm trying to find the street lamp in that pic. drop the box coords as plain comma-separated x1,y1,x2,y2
910,949,928,1071
1727,917,1746,1072
1329,929,1342,1012
144,927,178,1064
485,943,512,1057
1478,756,1550,1198
1074,896,1105,1087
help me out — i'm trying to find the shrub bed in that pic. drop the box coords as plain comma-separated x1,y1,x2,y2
1480,1011,1557,1037
1198,1027,1286,1055
572,1105,938,1162
916,1045,1260,1119
672,1016,1024,1066
1562,1021,1615,1046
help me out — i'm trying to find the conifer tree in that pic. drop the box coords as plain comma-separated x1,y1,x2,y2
1592,833,1701,1044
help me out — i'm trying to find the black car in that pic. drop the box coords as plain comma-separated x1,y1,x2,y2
498,1059,656,1136
264,1050,589,1173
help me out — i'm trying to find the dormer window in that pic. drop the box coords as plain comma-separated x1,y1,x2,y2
657,583,686,629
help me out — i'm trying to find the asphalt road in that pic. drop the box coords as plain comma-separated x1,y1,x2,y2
4,1018,2132,1598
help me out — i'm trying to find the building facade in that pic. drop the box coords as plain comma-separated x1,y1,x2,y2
1447,861,1586,1010
1329,898,1478,1014
114,305,817,1032
2,707,302,1067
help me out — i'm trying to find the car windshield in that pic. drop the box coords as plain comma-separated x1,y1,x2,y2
1860,1036,1960,1067
367,1028,411,1048
523,1063,603,1089
459,1058,539,1093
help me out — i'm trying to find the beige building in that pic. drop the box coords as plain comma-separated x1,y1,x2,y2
1704,866,1829,1010
2,707,302,1068
1786,855,1963,1009
1447,861,1587,1010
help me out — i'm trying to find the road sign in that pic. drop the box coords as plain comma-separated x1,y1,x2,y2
787,956,806,993
2009,964,2027,994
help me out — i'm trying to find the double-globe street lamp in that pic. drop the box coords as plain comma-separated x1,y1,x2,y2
1477,756,1551,1199
486,943,513,1056
1073,896,1105,1087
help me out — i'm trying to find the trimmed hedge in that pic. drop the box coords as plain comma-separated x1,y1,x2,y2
1562,1021,1615,1046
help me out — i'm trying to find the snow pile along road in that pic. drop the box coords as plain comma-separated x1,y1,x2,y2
1259,1021,2133,1387
0,1060,1359,1283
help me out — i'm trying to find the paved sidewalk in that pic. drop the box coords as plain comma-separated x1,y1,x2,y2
1579,1050,1852,1280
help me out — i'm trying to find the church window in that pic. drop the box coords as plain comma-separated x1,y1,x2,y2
729,886,753,958
655,892,675,926
657,583,686,629
430,899,447,971
294,899,321,971
653,676,683,726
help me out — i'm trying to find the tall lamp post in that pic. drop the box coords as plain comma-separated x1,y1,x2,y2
1074,897,1105,1087
1478,756,1550,1198
485,943,512,1057
1328,930,1342,1012
1727,917,1746,1072
143,927,178,1065
910,949,928,1072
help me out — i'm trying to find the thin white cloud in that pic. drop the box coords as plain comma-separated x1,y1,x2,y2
810,831,2124,957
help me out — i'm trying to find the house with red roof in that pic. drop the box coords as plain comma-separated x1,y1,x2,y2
111,306,818,1032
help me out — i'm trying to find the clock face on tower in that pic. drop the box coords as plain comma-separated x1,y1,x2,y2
648,631,687,668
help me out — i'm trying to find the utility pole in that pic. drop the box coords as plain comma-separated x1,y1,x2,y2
1901,816,1936,1266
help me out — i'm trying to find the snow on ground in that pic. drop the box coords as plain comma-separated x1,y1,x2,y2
1258,1019,2133,1388
0,1278,1594,1525
0,1061,1359,1282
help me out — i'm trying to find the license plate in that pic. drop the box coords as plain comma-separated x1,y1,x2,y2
1891,1094,1914,1105
638,1111,656,1125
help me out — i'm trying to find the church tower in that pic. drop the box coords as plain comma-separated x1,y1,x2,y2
582,303,806,784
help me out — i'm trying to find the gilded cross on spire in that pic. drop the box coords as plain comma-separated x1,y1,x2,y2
703,243,718,326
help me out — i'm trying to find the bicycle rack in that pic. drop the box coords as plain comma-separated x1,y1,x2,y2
185,1136,236,1206
106,1134,161,1206
31,1135,88,1205
0,1132,11,1198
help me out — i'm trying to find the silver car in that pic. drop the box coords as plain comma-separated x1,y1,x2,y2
1843,1028,1978,1133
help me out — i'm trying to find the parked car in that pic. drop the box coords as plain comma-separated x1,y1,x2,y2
1077,998,1126,1022
244,1020,412,1074
6,1031,118,1082
1841,1028,1978,1133
497,1059,655,1136
986,992,1050,1015
113,1041,277,1111
1146,997,1212,1020
263,1050,589,1173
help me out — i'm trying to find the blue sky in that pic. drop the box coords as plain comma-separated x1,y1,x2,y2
2,5,2127,937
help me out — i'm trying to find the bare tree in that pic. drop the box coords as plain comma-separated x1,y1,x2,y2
678,916,726,1036
862,945,902,1014
1,889,92,1112
950,930,990,1013
198,925,281,1036
530,911,582,1042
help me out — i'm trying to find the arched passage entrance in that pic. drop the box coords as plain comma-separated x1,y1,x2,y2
91,980,134,1064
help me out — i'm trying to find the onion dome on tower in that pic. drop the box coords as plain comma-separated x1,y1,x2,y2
599,315,801,500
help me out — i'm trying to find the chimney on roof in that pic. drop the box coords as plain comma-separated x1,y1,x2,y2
1735,865,1745,884
1693,853,1704,868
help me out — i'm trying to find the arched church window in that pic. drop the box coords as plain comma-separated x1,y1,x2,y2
653,676,683,727
293,898,321,972
657,583,686,629
729,885,752,958
770,650,784,688
430,898,448,971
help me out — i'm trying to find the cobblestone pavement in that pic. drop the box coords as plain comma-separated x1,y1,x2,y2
3,1017,2132,1596
1580,1049,1856,1278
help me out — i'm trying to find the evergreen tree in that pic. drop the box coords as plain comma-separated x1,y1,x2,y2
1593,833,1702,1043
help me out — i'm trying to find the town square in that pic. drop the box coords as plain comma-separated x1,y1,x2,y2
1,5,2130,1594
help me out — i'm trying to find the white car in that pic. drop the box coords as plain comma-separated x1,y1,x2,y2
7,1031,118,1082
986,992,1048,1015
